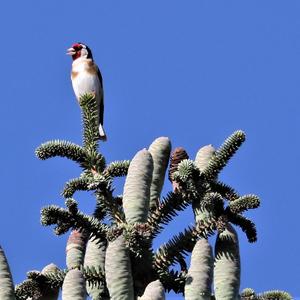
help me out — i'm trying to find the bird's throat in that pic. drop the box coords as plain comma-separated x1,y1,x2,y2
72,51,81,61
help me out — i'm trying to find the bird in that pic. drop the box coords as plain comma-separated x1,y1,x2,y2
67,42,107,141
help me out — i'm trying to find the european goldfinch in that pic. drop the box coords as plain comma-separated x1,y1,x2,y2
67,42,107,141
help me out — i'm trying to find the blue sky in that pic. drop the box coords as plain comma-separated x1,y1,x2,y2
0,1,299,299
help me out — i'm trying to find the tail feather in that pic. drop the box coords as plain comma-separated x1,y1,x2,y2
99,124,107,141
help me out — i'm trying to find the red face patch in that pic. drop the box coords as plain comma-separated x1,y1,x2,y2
71,43,82,60
72,51,81,60
72,43,82,50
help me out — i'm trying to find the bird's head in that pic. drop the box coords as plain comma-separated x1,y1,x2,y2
66,43,93,61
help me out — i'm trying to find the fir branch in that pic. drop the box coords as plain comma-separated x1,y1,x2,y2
210,181,240,201
147,192,192,238
87,173,110,190
93,197,107,221
158,269,186,294
216,214,229,232
41,200,108,240
80,93,101,151
172,159,199,183
257,290,292,300
104,160,131,178
129,243,155,296
62,177,90,198
16,267,65,299
154,219,216,271
36,266,106,289
27,269,66,288
241,288,257,300
123,223,153,258
15,279,42,300
227,210,257,242
36,140,106,173
113,195,123,206
84,149,106,173
229,195,260,214
36,140,87,164
15,266,107,300
203,130,246,180
76,173,124,223
95,190,125,224
201,192,225,215
80,265,106,288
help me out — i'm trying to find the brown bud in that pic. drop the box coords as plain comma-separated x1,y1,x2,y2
168,147,189,181
168,147,189,192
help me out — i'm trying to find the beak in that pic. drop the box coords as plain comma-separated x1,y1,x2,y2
66,47,76,56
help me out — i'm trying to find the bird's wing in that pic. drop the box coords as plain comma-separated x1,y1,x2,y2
97,67,104,126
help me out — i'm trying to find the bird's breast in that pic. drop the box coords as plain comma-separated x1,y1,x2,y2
72,70,102,100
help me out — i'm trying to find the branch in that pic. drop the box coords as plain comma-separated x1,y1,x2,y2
210,181,240,201
203,130,246,180
229,194,260,214
227,210,257,242
158,269,186,294
80,93,101,151
36,140,106,173
147,192,192,238
95,191,125,224
36,140,87,164
154,219,216,271
257,290,292,300
104,160,131,178
15,266,106,300
62,177,91,198
41,199,108,240
172,159,200,184
84,149,106,173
